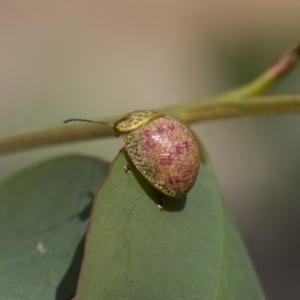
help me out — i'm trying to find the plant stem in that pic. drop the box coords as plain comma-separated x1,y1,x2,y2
220,40,300,100
0,124,116,155
0,41,300,156
162,94,300,123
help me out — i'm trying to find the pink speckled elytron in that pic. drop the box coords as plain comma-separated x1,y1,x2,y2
114,110,200,198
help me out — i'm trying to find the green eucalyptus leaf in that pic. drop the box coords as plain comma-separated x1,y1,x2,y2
77,152,265,300
0,155,109,300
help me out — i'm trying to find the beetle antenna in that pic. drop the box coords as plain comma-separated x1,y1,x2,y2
63,118,114,127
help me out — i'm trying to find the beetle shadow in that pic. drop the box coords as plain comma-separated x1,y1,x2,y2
55,235,85,300
55,192,94,300
123,152,186,212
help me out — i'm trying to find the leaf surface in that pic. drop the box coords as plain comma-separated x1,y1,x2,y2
77,152,265,300
0,155,109,300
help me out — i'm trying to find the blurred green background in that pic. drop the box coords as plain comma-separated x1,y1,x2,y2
1,1,300,299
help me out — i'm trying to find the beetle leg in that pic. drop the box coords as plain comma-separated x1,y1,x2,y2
124,163,133,173
119,147,126,153
120,148,133,173
157,194,164,211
